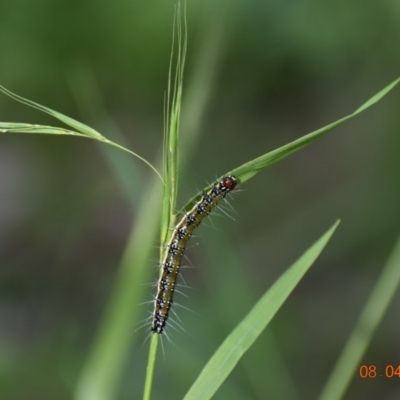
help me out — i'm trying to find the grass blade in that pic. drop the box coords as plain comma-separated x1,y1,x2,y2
183,220,340,400
143,2,187,399
0,122,87,137
162,0,187,230
142,335,159,400
180,77,400,214
0,87,164,184
0,84,104,139
319,233,400,400
75,179,163,400
233,78,400,183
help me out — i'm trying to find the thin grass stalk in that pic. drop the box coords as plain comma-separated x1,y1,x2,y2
319,233,400,400
142,2,187,398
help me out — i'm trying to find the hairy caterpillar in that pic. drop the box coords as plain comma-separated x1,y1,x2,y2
151,175,238,334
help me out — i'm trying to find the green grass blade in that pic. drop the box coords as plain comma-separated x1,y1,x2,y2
319,233,400,400
163,0,187,222
0,122,88,137
143,2,187,399
232,77,400,183
75,179,163,400
183,220,340,400
206,229,301,399
142,335,159,400
0,86,164,184
180,77,400,214
0,122,164,185
0,84,104,139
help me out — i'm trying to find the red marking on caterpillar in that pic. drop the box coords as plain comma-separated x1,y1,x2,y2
151,175,238,334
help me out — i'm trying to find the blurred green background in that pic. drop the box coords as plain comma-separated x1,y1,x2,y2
1,0,399,399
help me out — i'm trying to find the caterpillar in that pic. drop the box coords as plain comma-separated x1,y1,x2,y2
151,175,238,334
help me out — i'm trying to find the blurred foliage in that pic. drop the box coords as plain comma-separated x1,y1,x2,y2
0,0,399,399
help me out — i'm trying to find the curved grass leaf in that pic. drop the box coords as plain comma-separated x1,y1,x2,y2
0,122,87,137
0,84,103,139
183,220,340,400
0,87,164,184
180,77,400,214
233,77,400,183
